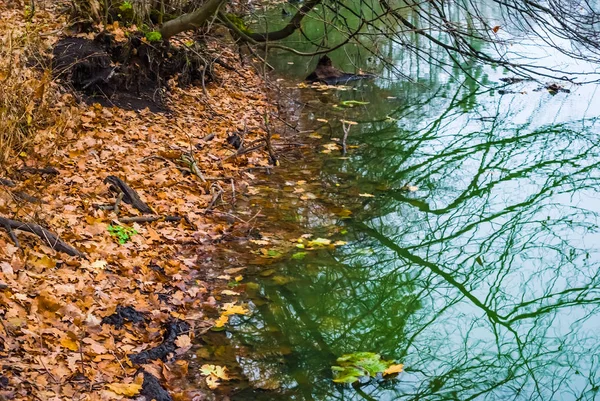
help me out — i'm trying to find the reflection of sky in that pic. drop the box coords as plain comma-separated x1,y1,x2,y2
348,46,600,400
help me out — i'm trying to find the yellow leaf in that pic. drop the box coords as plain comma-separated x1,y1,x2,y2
206,374,220,389
383,364,404,375
338,209,353,218
358,193,375,198
307,238,331,247
214,314,229,328
221,290,240,296
200,364,230,380
221,303,249,316
234,275,243,282
60,337,79,351
106,382,142,396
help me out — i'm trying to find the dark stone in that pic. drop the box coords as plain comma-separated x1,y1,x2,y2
305,55,374,85
139,370,172,401
101,306,147,328
227,133,243,149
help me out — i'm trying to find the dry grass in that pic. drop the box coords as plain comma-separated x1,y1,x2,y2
0,6,74,169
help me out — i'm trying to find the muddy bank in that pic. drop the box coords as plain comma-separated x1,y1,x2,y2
52,32,213,111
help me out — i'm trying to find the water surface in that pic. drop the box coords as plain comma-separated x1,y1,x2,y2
219,5,600,400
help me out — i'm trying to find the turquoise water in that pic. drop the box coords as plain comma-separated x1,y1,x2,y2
221,5,600,400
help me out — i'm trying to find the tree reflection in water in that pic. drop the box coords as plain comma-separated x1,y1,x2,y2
226,67,600,400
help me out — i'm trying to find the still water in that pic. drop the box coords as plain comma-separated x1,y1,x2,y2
216,4,600,400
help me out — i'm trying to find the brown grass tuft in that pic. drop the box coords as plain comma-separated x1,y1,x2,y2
0,12,76,169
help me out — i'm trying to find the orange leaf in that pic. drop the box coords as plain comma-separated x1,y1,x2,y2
383,364,404,375
106,382,142,396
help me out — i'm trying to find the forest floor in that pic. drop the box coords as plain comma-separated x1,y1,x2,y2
0,2,280,400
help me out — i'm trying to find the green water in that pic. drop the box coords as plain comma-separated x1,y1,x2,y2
220,5,600,401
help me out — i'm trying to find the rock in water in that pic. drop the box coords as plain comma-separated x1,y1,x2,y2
305,55,374,85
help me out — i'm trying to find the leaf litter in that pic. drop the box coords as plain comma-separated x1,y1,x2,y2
0,3,275,399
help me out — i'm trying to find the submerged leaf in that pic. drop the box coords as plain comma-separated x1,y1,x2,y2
307,238,331,247
383,364,404,375
292,252,307,260
332,352,403,384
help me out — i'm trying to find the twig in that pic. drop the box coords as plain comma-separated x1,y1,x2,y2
139,155,171,164
18,166,59,175
2,220,20,248
104,176,153,214
204,187,223,214
0,178,16,187
113,192,124,216
341,121,352,155
224,143,266,160
118,215,184,223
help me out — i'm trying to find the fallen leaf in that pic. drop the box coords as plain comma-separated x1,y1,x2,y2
214,314,229,328
307,238,331,247
106,382,142,396
60,337,79,352
174,334,192,348
200,364,230,380
383,364,404,375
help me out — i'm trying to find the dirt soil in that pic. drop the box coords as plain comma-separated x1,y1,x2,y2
0,3,277,400
52,31,210,111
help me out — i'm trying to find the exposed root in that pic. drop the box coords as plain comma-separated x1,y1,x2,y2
104,175,154,214
0,217,84,257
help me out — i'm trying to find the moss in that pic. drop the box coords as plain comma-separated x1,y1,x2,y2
117,1,134,23
145,31,162,42
225,13,253,35
149,9,176,24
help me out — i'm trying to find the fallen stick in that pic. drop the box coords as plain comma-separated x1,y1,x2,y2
18,166,59,175
0,217,83,257
118,215,183,223
104,176,153,214
0,178,16,187
118,215,196,230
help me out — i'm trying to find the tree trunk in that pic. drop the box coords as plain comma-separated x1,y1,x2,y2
248,0,322,42
159,0,227,39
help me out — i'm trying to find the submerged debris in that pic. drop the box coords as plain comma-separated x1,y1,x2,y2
499,77,532,84
306,55,375,85
129,319,191,364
